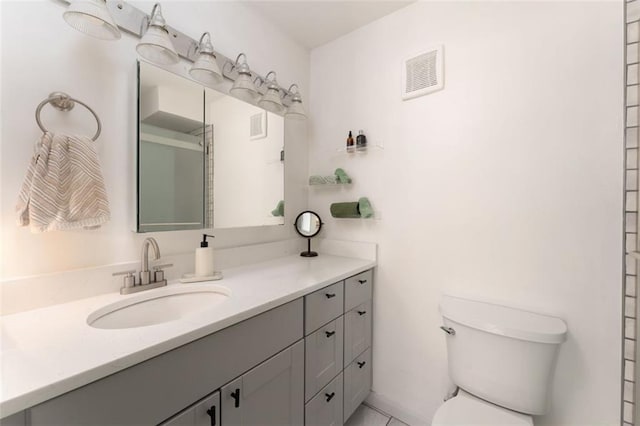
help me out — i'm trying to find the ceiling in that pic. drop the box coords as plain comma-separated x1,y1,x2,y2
244,1,414,50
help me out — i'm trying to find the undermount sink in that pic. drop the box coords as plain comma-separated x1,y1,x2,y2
87,284,231,329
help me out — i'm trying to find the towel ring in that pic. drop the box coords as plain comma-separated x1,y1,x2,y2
35,92,102,141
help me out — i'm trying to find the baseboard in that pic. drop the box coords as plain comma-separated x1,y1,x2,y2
365,391,429,426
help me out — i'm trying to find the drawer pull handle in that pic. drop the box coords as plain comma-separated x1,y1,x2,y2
206,406,216,426
231,388,240,408
325,293,336,299
325,392,336,402
325,330,336,338
357,310,367,316
358,279,367,284
358,361,366,369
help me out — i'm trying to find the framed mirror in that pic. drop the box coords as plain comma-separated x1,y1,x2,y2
294,211,322,257
136,61,285,232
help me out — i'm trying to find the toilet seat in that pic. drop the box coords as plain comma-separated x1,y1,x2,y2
432,390,533,426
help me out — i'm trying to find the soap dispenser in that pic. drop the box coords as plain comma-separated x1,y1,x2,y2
195,234,215,277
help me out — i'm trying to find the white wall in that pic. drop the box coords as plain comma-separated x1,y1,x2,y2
0,1,309,279
308,2,623,425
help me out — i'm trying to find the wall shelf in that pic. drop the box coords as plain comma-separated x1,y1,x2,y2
334,144,384,155
308,183,352,188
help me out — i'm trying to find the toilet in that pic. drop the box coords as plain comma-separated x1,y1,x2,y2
433,295,568,425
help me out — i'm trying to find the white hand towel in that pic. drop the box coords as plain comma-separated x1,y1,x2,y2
16,132,110,233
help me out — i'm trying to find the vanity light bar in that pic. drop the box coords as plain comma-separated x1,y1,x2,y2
59,0,300,102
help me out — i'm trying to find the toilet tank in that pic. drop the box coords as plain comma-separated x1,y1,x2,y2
440,295,567,415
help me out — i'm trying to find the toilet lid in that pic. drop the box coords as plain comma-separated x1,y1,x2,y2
432,391,533,426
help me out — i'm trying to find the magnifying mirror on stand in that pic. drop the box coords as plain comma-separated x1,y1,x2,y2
294,211,322,257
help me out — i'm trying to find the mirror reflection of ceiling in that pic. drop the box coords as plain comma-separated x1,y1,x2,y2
243,1,414,49
140,65,204,134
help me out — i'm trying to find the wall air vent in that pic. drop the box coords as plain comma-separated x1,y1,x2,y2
249,111,267,140
402,45,444,100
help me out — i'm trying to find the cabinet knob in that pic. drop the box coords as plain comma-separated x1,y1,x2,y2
325,392,336,402
325,330,336,338
357,361,366,369
325,293,336,299
231,388,240,408
358,279,367,284
206,406,216,426
357,310,367,316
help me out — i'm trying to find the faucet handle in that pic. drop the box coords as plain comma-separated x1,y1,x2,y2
112,270,137,288
152,263,173,271
112,269,136,276
152,264,173,283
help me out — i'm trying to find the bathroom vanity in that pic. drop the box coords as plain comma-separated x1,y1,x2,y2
0,255,374,426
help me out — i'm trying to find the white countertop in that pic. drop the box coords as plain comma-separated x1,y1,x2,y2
0,254,375,417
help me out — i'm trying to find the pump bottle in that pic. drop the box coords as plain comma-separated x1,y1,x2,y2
195,234,215,277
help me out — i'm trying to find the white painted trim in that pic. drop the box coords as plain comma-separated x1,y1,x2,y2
366,390,429,426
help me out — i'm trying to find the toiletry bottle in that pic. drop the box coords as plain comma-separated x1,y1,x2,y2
356,130,367,151
346,131,355,153
195,234,215,277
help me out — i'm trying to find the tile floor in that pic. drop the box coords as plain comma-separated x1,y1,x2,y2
345,403,410,426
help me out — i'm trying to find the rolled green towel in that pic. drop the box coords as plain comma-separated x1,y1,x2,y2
309,175,326,185
271,200,284,217
324,175,337,184
334,168,352,184
358,197,374,218
330,202,360,218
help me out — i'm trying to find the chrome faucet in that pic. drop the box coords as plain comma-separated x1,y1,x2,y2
140,237,161,285
112,237,172,295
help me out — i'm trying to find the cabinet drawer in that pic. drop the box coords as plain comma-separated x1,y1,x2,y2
304,372,343,426
344,300,372,366
305,281,344,335
344,270,372,311
344,348,372,423
305,316,344,402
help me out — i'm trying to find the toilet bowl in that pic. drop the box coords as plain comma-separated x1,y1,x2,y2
435,295,567,426
432,390,533,426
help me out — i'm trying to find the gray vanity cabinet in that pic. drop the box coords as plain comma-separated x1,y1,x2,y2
343,348,372,422
344,300,372,366
221,340,304,425
305,281,344,335
160,392,220,426
8,269,374,426
0,411,25,426
305,316,344,401
344,270,372,311
304,269,373,426
304,373,344,426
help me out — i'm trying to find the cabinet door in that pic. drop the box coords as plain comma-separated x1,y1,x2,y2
343,348,372,423
194,392,220,426
344,300,372,366
305,316,344,402
0,411,25,426
160,391,219,426
304,373,343,426
221,341,304,425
